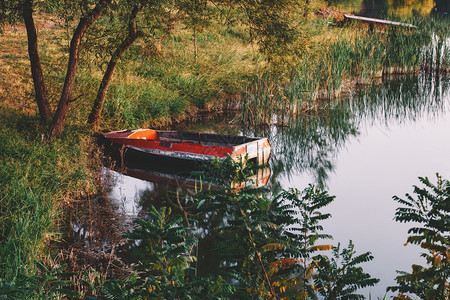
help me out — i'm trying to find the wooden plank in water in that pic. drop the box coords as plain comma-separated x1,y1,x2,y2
344,14,417,29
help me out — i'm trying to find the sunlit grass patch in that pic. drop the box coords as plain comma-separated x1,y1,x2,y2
78,24,263,129
100,79,185,128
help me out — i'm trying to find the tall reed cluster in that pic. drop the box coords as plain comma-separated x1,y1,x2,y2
241,16,450,126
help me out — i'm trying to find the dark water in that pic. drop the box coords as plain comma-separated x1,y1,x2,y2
330,0,449,17
108,75,450,297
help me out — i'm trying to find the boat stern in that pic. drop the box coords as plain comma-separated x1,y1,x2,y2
231,137,271,165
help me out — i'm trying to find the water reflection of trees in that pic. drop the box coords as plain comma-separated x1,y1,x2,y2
268,109,357,188
360,0,389,17
352,75,449,127
138,182,197,216
265,75,449,187
433,0,450,14
64,193,131,278
331,0,449,16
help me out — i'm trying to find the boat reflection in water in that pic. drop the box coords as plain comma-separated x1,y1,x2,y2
122,165,271,191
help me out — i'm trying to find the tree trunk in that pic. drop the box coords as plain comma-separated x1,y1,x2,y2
23,0,51,122
48,1,110,138
304,0,309,17
88,4,146,130
193,27,197,62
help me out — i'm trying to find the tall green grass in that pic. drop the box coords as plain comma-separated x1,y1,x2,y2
0,110,96,283
66,27,262,130
101,81,187,129
5,6,447,131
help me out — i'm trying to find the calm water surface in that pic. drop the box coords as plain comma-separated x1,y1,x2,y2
108,75,450,297
330,0,449,17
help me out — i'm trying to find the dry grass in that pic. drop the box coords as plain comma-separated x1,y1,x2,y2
0,12,265,129
0,27,35,113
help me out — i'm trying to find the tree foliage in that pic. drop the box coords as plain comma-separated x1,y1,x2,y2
189,158,377,299
100,206,235,299
389,174,450,300
313,241,379,300
0,156,382,298
0,0,22,26
81,158,378,299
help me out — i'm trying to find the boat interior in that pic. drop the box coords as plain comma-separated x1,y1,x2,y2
127,129,259,147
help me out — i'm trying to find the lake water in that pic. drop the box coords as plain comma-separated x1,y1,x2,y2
108,74,450,297
330,0,449,17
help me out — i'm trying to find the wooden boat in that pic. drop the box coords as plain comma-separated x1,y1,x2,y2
102,129,271,166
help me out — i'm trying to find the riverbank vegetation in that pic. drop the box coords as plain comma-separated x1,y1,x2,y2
0,0,449,298
1,154,448,298
0,158,382,298
0,110,100,295
1,1,448,132
241,15,450,125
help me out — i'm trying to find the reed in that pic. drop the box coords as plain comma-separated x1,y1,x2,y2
263,74,450,186
230,74,449,189
240,16,450,126
241,74,281,126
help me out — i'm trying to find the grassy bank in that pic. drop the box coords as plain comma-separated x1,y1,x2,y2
1,9,448,130
0,108,98,289
79,14,449,128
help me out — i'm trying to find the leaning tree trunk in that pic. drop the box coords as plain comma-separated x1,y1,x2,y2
303,0,309,17
48,1,109,138
23,0,51,122
88,4,146,130
193,26,197,62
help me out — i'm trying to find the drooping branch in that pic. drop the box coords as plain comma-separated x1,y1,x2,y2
23,0,51,122
88,2,148,130
48,0,111,138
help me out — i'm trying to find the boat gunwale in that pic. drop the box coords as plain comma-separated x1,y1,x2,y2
103,129,268,149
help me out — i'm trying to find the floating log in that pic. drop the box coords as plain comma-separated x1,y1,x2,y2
344,14,417,29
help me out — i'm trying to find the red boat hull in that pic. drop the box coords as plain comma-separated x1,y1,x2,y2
103,129,271,164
